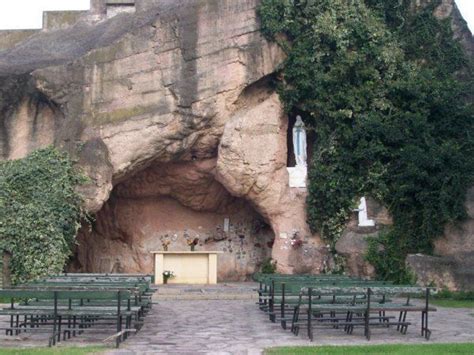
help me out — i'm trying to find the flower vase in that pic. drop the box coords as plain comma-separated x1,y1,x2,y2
190,245,195,251
163,245,168,251
163,277,168,284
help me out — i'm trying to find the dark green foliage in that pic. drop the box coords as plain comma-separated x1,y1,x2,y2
261,258,277,274
259,0,474,281
433,289,474,301
365,230,416,284
0,147,85,284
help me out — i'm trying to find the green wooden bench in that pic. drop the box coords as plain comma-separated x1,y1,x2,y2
263,279,393,324
271,282,390,329
55,273,155,284
293,286,436,341
14,286,151,319
0,289,138,348
257,275,356,311
15,283,153,317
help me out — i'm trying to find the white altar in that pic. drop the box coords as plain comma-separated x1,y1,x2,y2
151,251,222,285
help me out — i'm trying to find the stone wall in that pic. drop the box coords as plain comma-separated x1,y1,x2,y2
43,11,87,31
0,30,39,51
407,187,474,290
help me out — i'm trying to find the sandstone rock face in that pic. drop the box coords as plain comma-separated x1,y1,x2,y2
75,191,274,281
409,187,474,290
216,93,328,274
335,198,391,277
0,0,294,279
0,0,284,210
435,187,474,257
0,0,472,281
406,254,474,291
335,230,376,278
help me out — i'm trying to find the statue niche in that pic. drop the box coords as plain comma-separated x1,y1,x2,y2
287,115,308,187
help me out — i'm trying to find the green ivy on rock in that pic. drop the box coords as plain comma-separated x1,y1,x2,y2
0,147,86,284
259,0,474,282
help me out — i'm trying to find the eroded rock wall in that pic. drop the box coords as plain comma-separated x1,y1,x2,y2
0,0,472,282
0,0,294,276
74,158,275,280
216,93,328,274
407,187,474,290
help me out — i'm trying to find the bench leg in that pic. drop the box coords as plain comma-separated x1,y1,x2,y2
290,307,297,334
72,316,77,337
344,311,350,333
397,311,403,331
116,315,123,348
57,316,62,342
7,315,13,336
422,310,431,340
307,309,313,341
292,306,301,335
364,311,371,341
125,315,132,340
52,317,57,346
15,315,19,335
347,312,355,334
401,311,408,334
63,316,70,340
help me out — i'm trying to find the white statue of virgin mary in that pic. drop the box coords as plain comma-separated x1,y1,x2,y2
293,115,307,167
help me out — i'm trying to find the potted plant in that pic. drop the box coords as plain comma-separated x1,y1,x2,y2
162,270,175,284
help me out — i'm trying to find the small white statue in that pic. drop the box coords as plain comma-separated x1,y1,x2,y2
292,115,307,167
357,197,375,227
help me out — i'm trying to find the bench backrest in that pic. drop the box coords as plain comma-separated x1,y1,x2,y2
0,289,132,300
302,286,433,296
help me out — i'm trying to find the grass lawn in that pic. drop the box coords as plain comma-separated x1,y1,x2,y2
430,299,474,308
265,343,474,354
0,346,104,355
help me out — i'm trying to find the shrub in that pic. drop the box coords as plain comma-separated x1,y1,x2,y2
261,258,277,274
0,147,86,284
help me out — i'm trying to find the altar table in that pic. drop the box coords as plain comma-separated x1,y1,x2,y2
151,251,222,285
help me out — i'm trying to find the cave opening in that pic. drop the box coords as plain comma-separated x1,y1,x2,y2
71,159,275,281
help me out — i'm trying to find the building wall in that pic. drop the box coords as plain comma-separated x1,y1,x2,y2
42,11,87,31
0,30,39,51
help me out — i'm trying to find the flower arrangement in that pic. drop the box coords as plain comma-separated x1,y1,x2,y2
291,239,303,248
186,235,199,251
160,234,171,251
290,230,303,249
162,270,175,284
162,239,171,251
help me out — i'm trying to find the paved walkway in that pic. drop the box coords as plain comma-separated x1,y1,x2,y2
108,299,474,354
1,284,473,354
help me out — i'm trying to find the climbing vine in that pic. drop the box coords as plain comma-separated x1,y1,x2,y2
0,147,86,284
259,0,474,281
